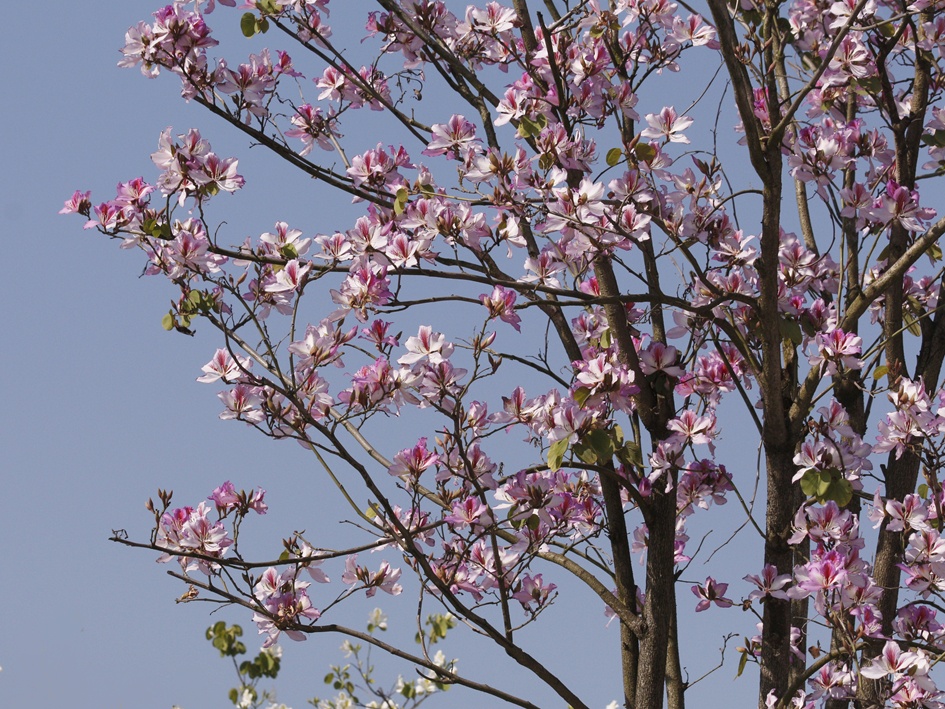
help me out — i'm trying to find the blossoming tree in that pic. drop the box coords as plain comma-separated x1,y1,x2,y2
65,0,945,706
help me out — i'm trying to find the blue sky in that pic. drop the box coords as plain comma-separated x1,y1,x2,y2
3,3,336,706
2,3,760,707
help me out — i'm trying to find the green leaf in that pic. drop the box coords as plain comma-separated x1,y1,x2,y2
633,142,656,163
872,365,888,381
828,477,853,506
613,424,624,445
161,313,175,331
605,147,623,167
927,242,943,263
799,468,852,505
736,649,749,678
538,153,555,171
589,428,616,459
547,438,569,471
573,429,617,465
779,317,803,346
923,130,945,148
741,8,762,26
919,483,930,499
393,186,409,215
429,613,455,641
572,387,591,407
799,469,831,499
855,76,883,95
516,114,547,139
877,20,896,37
258,16,270,33
799,313,816,337
905,315,922,337
616,441,643,469
599,328,612,349
572,441,598,465
240,12,258,37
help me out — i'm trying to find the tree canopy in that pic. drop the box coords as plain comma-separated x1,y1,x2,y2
65,0,945,707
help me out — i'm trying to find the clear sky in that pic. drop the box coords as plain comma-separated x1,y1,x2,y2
2,3,758,708
3,3,342,706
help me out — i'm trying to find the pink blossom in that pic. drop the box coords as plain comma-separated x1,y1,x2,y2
209,481,239,511
465,2,517,33
196,348,250,383
341,555,403,597
247,487,267,515
867,180,936,233
388,438,439,481
883,494,931,533
190,153,245,193
494,86,529,126
285,103,337,156
360,320,399,350
259,221,311,258
264,259,311,294
512,574,557,610
744,564,791,601
808,329,862,375
346,144,410,189
641,107,694,144
670,14,719,48
398,326,454,366
218,384,265,423
480,285,522,331
667,410,717,447
252,568,320,647
60,190,92,215
329,256,393,322
859,640,924,679
691,577,733,611
156,501,232,575
85,202,128,231
445,496,493,529
423,114,479,158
